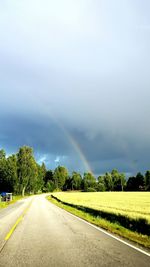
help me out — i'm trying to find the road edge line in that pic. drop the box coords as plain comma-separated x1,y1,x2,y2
49,199,150,257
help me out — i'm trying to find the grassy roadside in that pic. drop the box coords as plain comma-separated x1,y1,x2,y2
0,195,25,209
47,195,150,249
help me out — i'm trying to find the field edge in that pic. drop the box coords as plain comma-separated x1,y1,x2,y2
47,195,150,249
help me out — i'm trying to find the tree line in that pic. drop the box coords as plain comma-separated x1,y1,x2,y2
0,146,150,195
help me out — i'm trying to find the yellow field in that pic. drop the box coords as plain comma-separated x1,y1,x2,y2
53,192,150,223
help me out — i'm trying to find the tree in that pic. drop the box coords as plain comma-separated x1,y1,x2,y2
82,172,96,191
35,163,46,192
97,176,106,191
111,169,126,191
63,176,72,191
43,168,55,192
71,172,82,190
0,149,6,160
5,155,18,193
53,166,68,190
26,161,38,194
145,171,150,191
41,162,47,182
135,172,144,190
0,151,7,192
17,146,37,196
120,173,126,191
0,152,19,193
44,170,53,186
46,180,55,192
103,172,113,191
126,173,144,191
126,176,136,191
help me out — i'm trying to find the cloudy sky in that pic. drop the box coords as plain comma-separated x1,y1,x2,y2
0,0,150,176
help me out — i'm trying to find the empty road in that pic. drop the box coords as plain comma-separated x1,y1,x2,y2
0,195,149,267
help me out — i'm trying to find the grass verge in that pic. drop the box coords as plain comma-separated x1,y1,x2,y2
47,195,150,249
0,195,24,209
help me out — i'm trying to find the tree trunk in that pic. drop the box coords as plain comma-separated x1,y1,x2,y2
121,184,123,191
22,186,26,197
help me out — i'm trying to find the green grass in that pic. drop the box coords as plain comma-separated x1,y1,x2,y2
47,192,150,248
0,195,24,209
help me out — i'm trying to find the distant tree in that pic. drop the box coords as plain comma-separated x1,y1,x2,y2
126,176,136,191
71,172,82,190
25,160,38,194
126,173,144,191
63,176,72,191
0,152,7,192
0,149,6,160
1,145,149,195
5,155,18,193
41,163,47,182
97,176,103,183
111,169,126,191
17,146,37,196
97,176,106,191
53,166,68,190
42,168,54,192
46,180,55,192
96,182,106,192
120,173,126,191
35,163,47,192
135,172,144,190
111,169,119,190
144,171,150,191
44,170,53,185
103,172,113,191
29,164,43,193
82,172,96,191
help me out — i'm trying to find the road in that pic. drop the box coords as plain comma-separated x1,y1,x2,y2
0,195,149,267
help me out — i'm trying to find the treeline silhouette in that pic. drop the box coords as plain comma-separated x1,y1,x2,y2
0,146,150,195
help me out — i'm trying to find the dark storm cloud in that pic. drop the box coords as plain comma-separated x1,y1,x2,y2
0,113,70,154
0,0,150,175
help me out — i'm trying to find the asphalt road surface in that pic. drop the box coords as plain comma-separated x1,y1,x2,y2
0,195,149,267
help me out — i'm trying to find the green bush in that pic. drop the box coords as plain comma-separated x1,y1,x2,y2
53,188,62,192
86,187,97,192
96,183,106,191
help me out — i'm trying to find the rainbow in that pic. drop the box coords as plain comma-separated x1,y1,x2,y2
61,124,93,174
48,113,93,174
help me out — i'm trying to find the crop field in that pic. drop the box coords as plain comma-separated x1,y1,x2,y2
49,192,150,247
52,192,150,223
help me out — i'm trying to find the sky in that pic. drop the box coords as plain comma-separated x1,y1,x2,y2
0,0,150,176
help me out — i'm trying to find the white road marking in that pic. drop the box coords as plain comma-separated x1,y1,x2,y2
52,202,150,257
